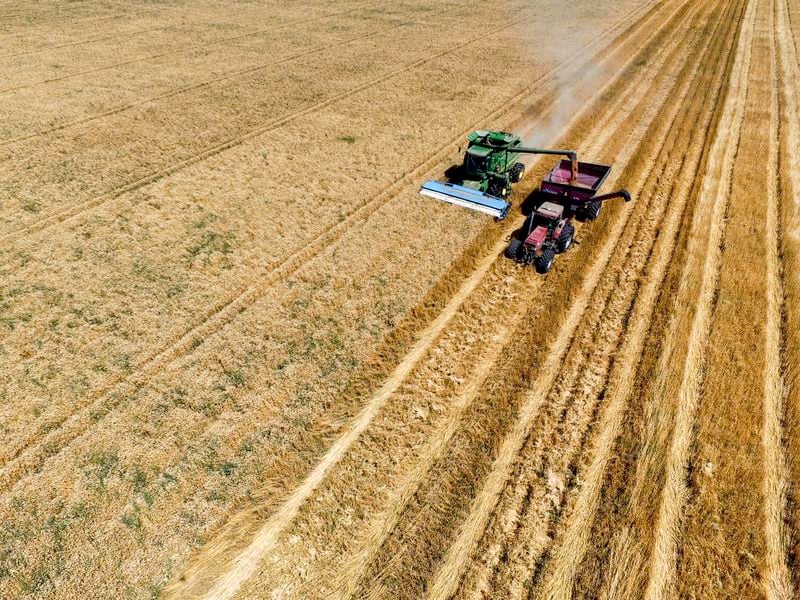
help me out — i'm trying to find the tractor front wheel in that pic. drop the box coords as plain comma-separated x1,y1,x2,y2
505,238,523,261
556,223,575,253
535,248,556,274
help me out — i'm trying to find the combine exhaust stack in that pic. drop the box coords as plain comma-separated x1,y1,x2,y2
419,180,510,220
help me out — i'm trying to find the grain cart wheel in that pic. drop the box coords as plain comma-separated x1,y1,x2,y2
535,248,556,274
586,201,602,220
556,223,575,253
511,162,525,183
505,238,523,260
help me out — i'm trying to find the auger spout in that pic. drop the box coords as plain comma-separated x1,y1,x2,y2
511,147,579,183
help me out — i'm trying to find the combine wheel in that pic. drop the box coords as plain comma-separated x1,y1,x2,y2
488,180,505,198
505,238,523,261
535,248,556,274
511,162,525,183
556,223,575,253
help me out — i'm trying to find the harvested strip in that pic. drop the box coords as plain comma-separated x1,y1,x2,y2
643,0,757,597
762,3,792,595
774,0,800,594
453,1,712,593
532,0,744,595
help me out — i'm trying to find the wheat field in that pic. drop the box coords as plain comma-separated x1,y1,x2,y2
0,0,798,598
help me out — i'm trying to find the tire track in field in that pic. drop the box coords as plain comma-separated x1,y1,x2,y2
0,0,463,147
167,4,674,597
0,24,165,59
785,0,800,71
0,1,385,95
776,0,800,231
641,1,756,597
0,2,658,498
763,3,792,595
424,5,720,594
293,13,695,594
772,0,800,593
486,0,741,594
0,2,538,248
456,5,714,594
0,6,127,27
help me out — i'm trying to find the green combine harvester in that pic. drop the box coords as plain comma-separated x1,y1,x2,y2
420,130,579,219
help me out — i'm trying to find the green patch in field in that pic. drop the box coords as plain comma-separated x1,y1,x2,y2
224,369,246,388
20,199,39,213
191,212,218,230
121,512,141,530
186,230,235,266
131,466,148,492
83,449,120,490
336,135,357,144
218,461,237,477
166,282,186,298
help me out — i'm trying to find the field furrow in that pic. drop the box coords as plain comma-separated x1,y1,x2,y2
761,3,792,596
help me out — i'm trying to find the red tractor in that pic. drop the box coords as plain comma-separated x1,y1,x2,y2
505,160,631,273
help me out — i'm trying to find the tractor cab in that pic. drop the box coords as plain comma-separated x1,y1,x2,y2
534,201,564,222
526,201,565,236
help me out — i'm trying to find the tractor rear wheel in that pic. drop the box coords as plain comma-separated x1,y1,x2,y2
505,238,523,261
511,162,525,183
535,248,556,274
556,223,575,253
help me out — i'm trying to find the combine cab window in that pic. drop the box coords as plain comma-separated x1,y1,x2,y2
465,153,487,174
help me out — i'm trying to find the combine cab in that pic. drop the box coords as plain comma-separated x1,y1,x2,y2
456,130,529,198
